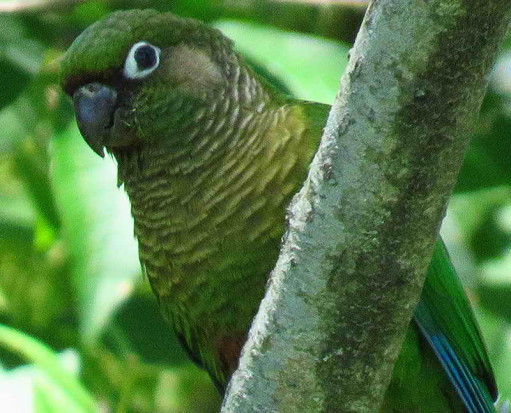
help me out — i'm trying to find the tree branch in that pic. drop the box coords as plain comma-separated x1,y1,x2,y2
0,0,84,13
222,0,511,411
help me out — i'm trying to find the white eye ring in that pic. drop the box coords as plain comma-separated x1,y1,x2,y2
123,41,161,79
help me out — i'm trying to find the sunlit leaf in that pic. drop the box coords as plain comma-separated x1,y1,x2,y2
0,324,95,412
215,20,349,104
51,122,140,344
155,366,221,413
492,50,511,96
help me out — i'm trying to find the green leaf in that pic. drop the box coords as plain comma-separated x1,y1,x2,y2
156,366,221,413
0,92,40,154
0,188,34,246
214,20,349,104
112,295,188,365
448,186,511,260
473,309,511,404
13,142,60,233
0,15,44,110
0,324,96,412
456,92,511,193
0,218,33,247
50,122,141,344
479,251,511,322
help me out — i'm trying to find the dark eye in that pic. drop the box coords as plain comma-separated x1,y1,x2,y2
124,41,161,79
134,45,157,70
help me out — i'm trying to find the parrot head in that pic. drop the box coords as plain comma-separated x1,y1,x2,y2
60,9,268,158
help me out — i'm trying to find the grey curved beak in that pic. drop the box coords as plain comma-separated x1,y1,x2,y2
73,83,117,158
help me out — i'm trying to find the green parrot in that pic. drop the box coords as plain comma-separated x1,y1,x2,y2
60,10,498,412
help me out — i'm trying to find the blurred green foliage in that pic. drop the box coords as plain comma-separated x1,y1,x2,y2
0,1,510,412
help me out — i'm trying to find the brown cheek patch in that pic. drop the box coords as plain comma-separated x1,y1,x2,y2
165,45,223,97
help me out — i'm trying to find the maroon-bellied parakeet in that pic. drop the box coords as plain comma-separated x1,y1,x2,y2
60,10,498,412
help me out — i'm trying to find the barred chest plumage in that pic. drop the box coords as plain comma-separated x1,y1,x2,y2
114,102,315,386
115,103,311,331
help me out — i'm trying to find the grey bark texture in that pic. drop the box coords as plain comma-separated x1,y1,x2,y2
222,0,511,412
